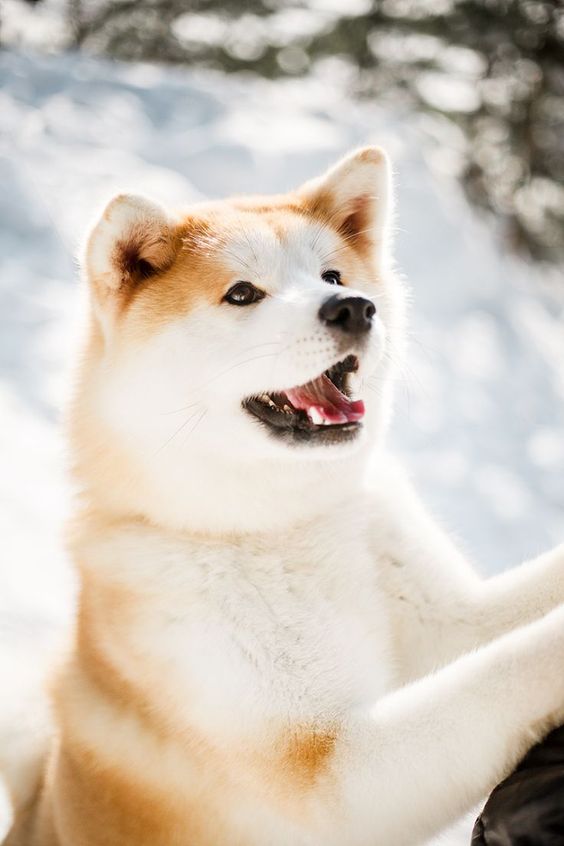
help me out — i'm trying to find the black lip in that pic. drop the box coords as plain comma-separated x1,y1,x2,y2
242,354,362,446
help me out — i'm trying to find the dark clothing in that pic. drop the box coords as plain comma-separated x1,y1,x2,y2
472,727,564,844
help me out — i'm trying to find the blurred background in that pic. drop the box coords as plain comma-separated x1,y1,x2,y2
0,3,563,772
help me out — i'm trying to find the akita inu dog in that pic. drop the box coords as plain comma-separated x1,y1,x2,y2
4,147,564,846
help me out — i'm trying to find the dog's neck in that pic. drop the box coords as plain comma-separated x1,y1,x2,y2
74,444,382,538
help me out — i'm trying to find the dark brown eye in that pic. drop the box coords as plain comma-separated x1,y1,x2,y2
224,282,265,306
321,270,342,286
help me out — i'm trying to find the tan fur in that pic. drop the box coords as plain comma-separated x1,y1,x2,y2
76,571,158,730
281,728,338,789
35,741,218,846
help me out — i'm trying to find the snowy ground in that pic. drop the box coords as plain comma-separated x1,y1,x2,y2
0,46,563,840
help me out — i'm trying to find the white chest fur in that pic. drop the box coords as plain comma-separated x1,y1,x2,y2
79,502,393,739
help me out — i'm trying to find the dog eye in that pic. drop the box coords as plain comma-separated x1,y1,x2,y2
224,282,265,306
321,270,342,286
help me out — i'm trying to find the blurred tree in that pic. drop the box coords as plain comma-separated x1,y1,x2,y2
7,0,564,265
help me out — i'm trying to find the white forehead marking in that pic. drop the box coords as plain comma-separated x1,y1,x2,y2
218,216,341,290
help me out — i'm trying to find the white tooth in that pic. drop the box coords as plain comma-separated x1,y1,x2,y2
309,407,324,425
283,404,292,414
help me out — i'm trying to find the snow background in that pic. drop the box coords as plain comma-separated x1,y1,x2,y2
0,44,563,842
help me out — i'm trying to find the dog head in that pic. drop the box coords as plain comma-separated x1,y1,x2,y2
74,148,405,531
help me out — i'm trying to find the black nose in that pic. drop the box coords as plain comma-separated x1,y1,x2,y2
318,294,376,335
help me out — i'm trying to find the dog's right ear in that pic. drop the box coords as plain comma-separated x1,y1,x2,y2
84,194,177,317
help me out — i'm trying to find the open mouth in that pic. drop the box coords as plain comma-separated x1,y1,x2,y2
242,354,365,444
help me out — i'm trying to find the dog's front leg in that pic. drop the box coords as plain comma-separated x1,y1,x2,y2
326,604,564,846
369,463,564,680
474,541,564,635
385,540,564,682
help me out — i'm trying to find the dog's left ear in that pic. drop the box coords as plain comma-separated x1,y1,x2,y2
300,146,392,254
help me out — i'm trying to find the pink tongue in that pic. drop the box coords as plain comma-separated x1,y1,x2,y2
285,373,365,425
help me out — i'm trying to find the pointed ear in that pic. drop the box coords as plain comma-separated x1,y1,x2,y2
300,146,392,254
84,194,177,310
